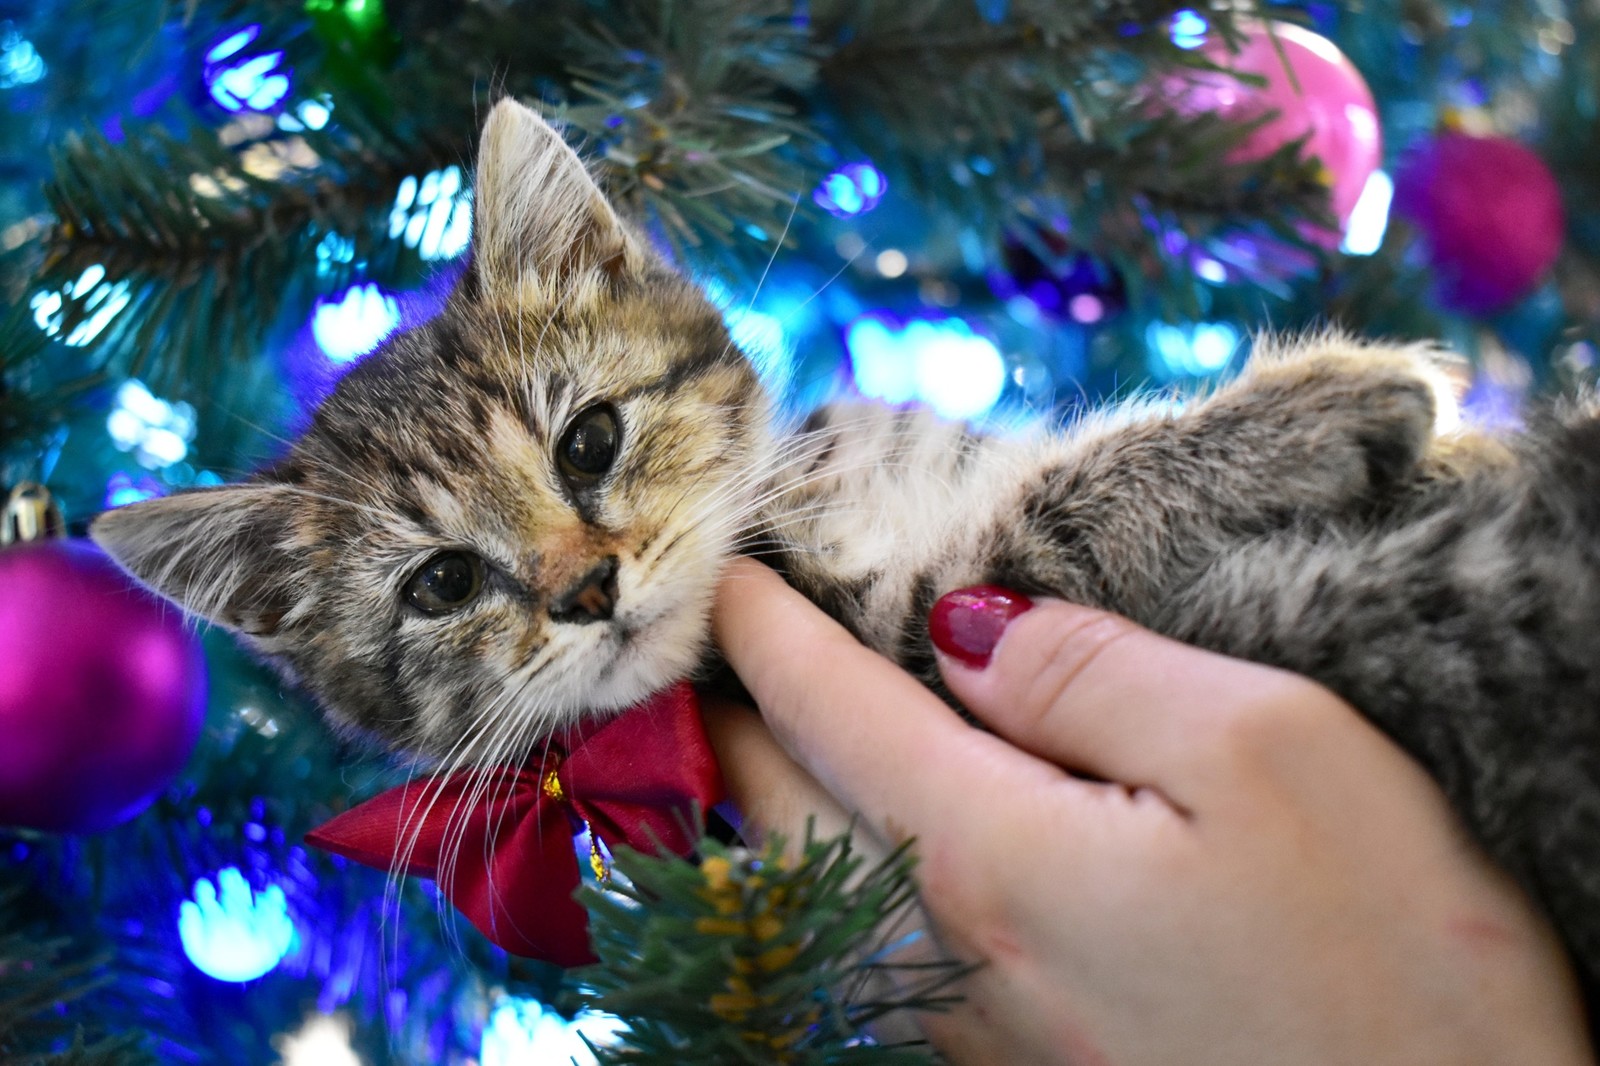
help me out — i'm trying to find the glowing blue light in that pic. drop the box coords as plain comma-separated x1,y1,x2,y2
846,314,1006,419
30,264,131,348
0,24,46,87
277,96,333,132
315,231,356,271
814,162,887,218
206,26,259,63
104,471,162,508
204,26,290,113
1146,321,1240,378
312,284,400,363
179,867,295,982
1194,257,1228,284
481,997,623,1066
1170,9,1209,49
1340,170,1393,257
389,167,471,261
846,315,918,404
106,379,196,470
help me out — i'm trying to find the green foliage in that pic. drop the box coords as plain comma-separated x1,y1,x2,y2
0,887,155,1066
2,0,1325,464
579,826,965,1064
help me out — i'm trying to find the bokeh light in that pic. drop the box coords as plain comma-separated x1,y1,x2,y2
203,25,290,112
481,996,623,1066
847,314,1006,419
106,379,196,470
814,162,887,218
1146,321,1241,378
312,283,400,363
179,867,296,982
390,167,472,261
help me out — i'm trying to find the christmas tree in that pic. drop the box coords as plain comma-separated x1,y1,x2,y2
1,1,1595,1061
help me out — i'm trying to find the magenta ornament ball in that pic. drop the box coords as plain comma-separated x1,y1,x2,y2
1177,21,1381,234
1393,132,1566,316
0,539,207,832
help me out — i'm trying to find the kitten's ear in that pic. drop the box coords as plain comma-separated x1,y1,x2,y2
471,98,645,299
90,484,302,638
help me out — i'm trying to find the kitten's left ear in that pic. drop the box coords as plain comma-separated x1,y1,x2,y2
470,98,645,299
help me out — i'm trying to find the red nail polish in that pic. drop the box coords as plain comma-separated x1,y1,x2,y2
928,586,1034,669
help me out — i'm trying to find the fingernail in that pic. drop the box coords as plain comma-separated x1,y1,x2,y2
928,586,1034,669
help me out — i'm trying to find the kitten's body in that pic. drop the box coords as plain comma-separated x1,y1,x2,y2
92,101,1599,1014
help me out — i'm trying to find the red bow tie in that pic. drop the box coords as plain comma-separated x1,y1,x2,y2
304,683,723,967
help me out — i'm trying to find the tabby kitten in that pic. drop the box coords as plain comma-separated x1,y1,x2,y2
92,100,1599,1011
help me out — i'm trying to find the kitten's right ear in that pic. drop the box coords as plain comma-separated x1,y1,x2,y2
470,98,645,301
90,484,302,638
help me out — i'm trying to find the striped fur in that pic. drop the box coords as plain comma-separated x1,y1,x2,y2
92,100,1598,1009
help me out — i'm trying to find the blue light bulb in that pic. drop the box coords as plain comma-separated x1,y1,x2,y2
179,867,296,982
814,162,888,218
312,283,400,363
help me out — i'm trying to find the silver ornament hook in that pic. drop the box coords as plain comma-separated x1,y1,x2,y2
2,481,65,545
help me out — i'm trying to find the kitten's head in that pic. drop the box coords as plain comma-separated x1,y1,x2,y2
92,99,771,762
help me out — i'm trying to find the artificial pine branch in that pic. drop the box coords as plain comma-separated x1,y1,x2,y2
8,0,1329,437
0,887,156,1066
578,825,966,1064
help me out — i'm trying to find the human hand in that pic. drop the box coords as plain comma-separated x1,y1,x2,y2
703,559,1592,1065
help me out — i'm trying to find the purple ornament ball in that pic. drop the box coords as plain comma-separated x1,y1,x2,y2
1393,132,1565,316
0,539,206,832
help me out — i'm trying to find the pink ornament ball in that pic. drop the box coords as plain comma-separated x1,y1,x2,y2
1176,21,1382,234
1393,132,1566,315
0,539,206,833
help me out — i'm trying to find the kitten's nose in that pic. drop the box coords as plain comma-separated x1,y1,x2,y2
550,556,618,624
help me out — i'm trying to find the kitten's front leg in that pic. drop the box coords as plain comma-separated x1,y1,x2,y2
983,340,1447,621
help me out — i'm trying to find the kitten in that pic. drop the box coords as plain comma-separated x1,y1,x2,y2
92,99,1599,1013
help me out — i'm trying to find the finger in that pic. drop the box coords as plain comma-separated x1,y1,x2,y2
713,560,1064,847
936,596,1330,803
700,696,858,855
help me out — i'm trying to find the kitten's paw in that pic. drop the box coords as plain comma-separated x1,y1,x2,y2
1216,337,1456,500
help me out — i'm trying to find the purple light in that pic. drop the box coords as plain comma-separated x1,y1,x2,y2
1068,293,1105,323
104,471,163,509
814,162,887,218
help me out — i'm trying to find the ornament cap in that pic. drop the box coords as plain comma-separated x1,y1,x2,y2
2,482,65,545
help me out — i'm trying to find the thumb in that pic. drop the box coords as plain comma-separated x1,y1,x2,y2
699,697,862,857
931,588,1310,799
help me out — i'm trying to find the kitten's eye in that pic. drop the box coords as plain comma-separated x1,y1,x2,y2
558,404,620,485
404,551,485,615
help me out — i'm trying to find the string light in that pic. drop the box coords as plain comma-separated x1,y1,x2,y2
814,162,887,218
480,996,623,1066
104,471,163,508
106,379,196,470
179,867,296,982
1146,321,1240,378
277,96,333,132
30,263,132,348
0,23,45,87
1170,9,1209,49
846,314,1006,419
389,167,471,261
203,26,290,113
312,284,400,363
276,1013,362,1066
